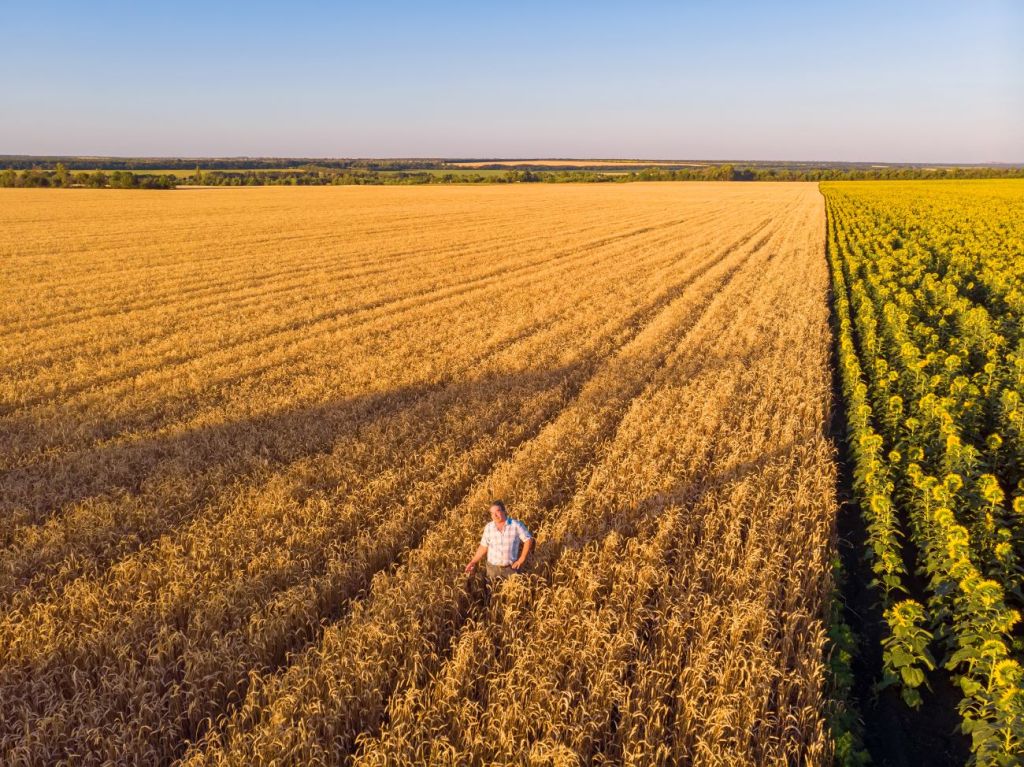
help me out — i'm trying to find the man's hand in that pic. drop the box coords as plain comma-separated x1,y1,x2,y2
511,558,525,571
465,544,487,575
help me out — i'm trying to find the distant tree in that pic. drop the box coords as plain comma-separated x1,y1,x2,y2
20,168,50,187
701,164,733,181
109,171,137,188
54,162,70,187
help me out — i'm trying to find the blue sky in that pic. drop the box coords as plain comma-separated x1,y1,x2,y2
2,1,1021,162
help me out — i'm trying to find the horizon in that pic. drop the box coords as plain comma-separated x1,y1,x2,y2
2,1,1022,163
3,155,1022,167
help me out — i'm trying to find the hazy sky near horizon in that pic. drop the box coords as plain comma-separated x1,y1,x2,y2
3,1,1022,162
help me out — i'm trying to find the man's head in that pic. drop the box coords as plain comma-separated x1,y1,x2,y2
489,500,508,525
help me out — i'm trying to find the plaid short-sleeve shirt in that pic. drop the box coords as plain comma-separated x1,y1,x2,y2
480,518,533,566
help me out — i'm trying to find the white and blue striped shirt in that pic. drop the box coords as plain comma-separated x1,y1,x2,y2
480,518,533,566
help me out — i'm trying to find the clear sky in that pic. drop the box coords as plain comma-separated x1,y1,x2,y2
2,1,1022,162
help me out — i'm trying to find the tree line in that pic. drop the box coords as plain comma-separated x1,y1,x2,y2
3,162,1022,189
1,164,175,189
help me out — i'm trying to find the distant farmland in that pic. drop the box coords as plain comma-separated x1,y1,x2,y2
451,158,710,169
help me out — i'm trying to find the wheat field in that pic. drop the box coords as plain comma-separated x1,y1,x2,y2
0,183,839,765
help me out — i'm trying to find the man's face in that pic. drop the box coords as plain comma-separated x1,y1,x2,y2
490,505,506,525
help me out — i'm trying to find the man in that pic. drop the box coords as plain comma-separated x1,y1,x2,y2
464,500,533,582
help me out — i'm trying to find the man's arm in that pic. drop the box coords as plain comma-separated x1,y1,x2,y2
511,535,534,570
464,544,488,574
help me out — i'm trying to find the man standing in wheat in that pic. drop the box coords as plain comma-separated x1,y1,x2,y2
464,500,534,582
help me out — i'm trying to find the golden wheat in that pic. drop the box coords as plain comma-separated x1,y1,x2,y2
0,182,835,765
